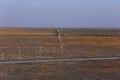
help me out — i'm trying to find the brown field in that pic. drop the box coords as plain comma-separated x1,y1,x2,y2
0,60,120,80
0,28,120,80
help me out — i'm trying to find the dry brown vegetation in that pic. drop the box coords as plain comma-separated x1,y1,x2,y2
0,60,120,80
0,28,120,80
0,28,120,60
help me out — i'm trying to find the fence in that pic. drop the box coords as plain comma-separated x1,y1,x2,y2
0,46,63,61
0,46,119,61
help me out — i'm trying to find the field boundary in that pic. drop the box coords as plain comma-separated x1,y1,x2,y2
0,57,120,64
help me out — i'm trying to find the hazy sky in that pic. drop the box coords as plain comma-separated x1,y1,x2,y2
0,0,120,28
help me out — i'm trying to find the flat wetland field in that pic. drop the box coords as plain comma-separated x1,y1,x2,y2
0,28,120,80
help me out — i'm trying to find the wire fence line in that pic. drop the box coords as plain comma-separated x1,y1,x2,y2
0,46,120,65
0,46,120,62
0,46,63,61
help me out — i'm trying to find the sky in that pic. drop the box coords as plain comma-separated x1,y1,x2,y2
0,0,120,28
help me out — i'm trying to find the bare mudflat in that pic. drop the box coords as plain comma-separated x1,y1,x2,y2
0,28,120,80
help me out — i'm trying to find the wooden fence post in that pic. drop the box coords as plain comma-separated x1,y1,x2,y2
18,46,21,60
2,48,5,60
39,46,42,56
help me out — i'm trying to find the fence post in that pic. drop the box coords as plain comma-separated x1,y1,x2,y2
39,46,42,56
61,43,64,54
18,46,21,60
2,48,5,60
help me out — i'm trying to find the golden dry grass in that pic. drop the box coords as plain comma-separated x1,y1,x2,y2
0,28,120,80
0,28,120,60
